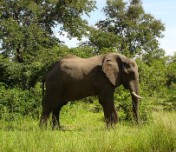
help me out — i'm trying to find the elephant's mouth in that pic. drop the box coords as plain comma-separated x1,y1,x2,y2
131,91,143,99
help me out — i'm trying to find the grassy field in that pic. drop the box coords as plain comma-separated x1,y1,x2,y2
0,103,176,152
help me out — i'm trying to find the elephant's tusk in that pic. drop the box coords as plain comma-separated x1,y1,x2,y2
131,92,144,99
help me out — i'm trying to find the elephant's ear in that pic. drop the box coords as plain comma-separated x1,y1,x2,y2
102,55,119,86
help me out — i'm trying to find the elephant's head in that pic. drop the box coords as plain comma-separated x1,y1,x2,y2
102,53,143,122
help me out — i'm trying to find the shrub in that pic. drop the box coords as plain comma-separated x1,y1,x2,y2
114,86,150,122
0,83,41,121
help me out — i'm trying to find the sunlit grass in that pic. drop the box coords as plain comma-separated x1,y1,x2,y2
0,103,175,152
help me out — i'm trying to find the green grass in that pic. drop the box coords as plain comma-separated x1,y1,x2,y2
0,103,176,152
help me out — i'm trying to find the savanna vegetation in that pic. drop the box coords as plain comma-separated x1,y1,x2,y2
0,0,175,151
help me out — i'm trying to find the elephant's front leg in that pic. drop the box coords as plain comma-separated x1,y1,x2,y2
99,93,118,127
103,102,118,127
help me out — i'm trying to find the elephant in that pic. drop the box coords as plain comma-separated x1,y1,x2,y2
40,53,143,129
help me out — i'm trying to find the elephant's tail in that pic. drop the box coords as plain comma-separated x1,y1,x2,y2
41,78,45,104
42,81,44,99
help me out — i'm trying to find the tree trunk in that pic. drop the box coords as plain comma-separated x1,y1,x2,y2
16,48,24,63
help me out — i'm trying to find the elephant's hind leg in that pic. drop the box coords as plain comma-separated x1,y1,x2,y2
52,107,62,130
39,109,51,129
39,97,53,129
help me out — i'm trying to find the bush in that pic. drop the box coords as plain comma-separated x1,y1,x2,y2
0,83,41,121
114,86,150,122
137,58,176,111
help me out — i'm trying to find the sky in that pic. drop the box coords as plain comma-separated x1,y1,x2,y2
57,0,176,56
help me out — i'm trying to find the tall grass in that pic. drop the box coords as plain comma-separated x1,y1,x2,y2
0,104,175,152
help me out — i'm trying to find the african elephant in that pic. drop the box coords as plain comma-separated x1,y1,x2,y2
40,53,143,129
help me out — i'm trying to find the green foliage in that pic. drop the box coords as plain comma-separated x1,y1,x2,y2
0,46,70,88
81,28,120,54
87,0,165,56
114,86,150,122
0,55,24,87
165,54,176,88
67,46,94,58
0,0,95,62
0,83,41,121
136,53,176,111
137,59,166,95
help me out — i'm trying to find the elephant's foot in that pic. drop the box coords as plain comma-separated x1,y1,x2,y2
52,123,61,130
39,113,50,129
105,111,118,128
39,118,48,129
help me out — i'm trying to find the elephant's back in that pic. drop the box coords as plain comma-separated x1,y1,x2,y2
46,54,105,83
58,56,100,75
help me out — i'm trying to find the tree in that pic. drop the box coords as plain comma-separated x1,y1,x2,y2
80,28,120,54
165,53,176,88
0,0,96,89
88,0,165,56
142,48,167,66
0,0,95,62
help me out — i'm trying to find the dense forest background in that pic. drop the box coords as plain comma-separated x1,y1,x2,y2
0,0,175,122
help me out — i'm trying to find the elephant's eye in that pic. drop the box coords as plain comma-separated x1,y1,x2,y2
129,72,135,80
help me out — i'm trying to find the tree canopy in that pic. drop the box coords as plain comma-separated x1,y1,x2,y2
85,0,165,56
0,0,96,62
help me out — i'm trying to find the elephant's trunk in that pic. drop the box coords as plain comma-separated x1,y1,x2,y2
129,83,142,124
131,94,139,123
